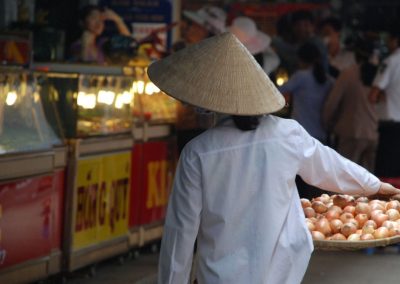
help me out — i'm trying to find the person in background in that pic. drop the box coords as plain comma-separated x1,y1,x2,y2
279,42,332,144
323,37,378,172
71,5,131,64
229,16,280,75
175,6,227,153
369,25,400,177
291,10,329,73
319,17,356,78
147,33,400,284
271,14,297,76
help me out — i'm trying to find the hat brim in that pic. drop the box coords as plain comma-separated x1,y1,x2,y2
147,33,285,116
183,10,205,27
244,31,271,55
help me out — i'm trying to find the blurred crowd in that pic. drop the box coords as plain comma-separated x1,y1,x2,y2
172,5,400,197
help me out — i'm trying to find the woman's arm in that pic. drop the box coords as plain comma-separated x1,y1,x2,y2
296,122,400,196
103,8,131,36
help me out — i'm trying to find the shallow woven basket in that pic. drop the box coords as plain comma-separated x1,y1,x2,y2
314,235,400,251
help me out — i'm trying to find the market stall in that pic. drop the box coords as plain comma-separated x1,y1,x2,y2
35,63,135,272
0,69,67,283
129,65,177,248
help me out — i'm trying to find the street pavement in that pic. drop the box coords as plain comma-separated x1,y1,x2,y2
63,246,400,284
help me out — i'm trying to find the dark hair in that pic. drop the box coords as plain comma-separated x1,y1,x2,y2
297,42,327,84
353,37,377,86
232,116,261,131
79,5,102,23
253,53,264,67
388,25,400,42
320,17,342,32
292,10,314,25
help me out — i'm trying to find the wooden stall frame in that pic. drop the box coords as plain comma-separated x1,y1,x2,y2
62,135,134,272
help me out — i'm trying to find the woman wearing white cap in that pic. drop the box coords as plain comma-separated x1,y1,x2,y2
148,33,400,284
229,16,280,75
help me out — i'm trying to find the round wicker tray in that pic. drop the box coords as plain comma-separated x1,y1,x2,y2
314,236,400,251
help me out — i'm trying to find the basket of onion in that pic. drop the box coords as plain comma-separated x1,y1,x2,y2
303,194,400,250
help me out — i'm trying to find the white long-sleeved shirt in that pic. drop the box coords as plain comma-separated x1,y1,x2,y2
158,115,380,284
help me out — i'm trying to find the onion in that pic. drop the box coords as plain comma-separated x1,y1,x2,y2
355,214,369,228
355,203,371,217
333,195,349,209
341,222,357,237
340,212,354,224
386,209,400,221
374,227,389,239
301,198,312,208
360,233,374,240
343,205,356,215
389,227,400,237
325,210,340,221
386,200,400,211
330,219,343,234
311,231,325,240
306,220,315,231
328,205,343,214
372,213,389,227
356,229,363,235
347,233,361,241
315,218,332,236
320,193,331,204
364,220,377,229
382,220,398,230
370,203,385,212
312,201,328,214
304,207,316,218
362,224,375,235
313,197,323,202
347,218,359,228
356,196,369,203
329,233,346,241
370,210,384,220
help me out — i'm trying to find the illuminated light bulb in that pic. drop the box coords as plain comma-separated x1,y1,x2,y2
153,84,160,93
131,81,138,93
77,91,86,106
276,77,285,86
137,80,145,94
6,91,17,106
97,90,108,103
104,91,115,105
115,94,124,109
33,92,40,103
145,82,154,95
121,91,133,104
83,93,97,109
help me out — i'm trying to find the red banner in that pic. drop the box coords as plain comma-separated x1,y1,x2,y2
130,140,176,226
51,170,65,251
0,175,53,268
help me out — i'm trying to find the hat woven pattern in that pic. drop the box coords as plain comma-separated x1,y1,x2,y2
148,33,285,115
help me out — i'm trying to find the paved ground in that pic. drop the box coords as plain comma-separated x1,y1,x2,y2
62,246,400,284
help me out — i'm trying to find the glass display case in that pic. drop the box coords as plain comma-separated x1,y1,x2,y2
131,66,177,125
0,69,61,155
46,72,134,138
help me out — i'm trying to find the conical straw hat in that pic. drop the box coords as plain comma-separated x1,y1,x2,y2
147,32,285,115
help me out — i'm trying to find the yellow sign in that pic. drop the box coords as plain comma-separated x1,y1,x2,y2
73,152,131,249
146,160,169,209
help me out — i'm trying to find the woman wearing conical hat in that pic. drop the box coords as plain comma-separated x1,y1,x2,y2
148,33,400,284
